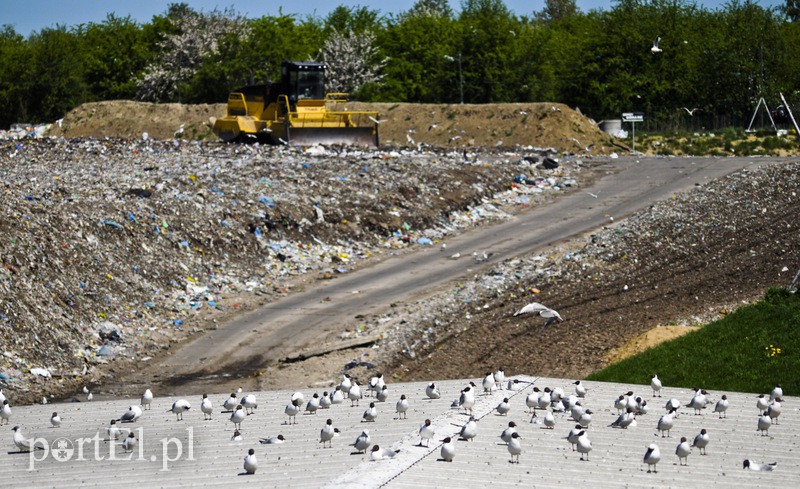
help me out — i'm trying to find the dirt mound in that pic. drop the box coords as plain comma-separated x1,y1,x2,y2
49,100,223,141
49,100,619,153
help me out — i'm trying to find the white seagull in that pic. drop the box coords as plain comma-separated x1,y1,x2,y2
513,302,563,326
231,430,243,442
566,424,582,451
243,448,257,474
577,430,592,461
259,434,286,444
362,402,378,422
141,388,153,410
241,394,258,415
743,459,777,471
714,395,729,418
107,419,122,441
691,428,709,455
376,385,389,403
348,383,362,407
757,411,772,436
496,398,511,416
651,36,662,53
306,393,321,415
767,398,782,424
500,421,518,443
122,432,137,453
12,426,41,452
644,443,661,473
650,374,662,397
507,432,522,463
168,399,191,421
230,405,246,430
370,445,400,461
675,436,691,466
223,393,238,412
353,429,371,454
460,416,478,441
425,382,441,400
770,384,783,401
395,394,409,419
494,368,506,389
201,394,213,420
657,408,677,437
419,419,435,447
573,380,587,398
119,405,142,423
320,419,336,448
683,107,700,116
285,399,301,424
482,372,495,394
440,437,455,462
1,400,11,425
457,386,475,415
50,412,61,428
756,394,769,412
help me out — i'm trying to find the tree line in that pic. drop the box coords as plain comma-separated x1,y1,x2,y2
1,0,798,131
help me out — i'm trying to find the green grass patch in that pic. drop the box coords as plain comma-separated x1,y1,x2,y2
587,288,800,393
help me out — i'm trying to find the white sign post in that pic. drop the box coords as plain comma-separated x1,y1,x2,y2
622,112,644,153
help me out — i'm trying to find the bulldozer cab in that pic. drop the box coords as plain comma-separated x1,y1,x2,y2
282,61,326,103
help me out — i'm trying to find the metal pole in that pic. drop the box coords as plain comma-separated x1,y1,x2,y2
632,121,636,153
458,52,464,104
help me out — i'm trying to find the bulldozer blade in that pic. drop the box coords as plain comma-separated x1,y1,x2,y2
286,126,379,147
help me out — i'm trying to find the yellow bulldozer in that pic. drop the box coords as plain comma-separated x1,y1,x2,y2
212,61,380,147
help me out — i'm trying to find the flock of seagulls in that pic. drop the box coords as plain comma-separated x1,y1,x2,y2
1,373,789,480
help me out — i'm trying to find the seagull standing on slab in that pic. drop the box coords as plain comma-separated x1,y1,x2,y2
370,445,400,461
50,412,61,428
440,437,455,462
395,395,409,419
141,389,153,410
230,405,246,430
770,384,783,401
1,400,11,425
513,302,563,325
426,383,441,400
644,443,661,473
119,405,142,423
675,437,691,465
320,419,336,448
650,374,662,397
241,394,258,415
107,420,122,441
507,432,522,463
201,394,213,420
576,431,592,461
168,399,191,421
243,448,257,474
353,429,371,454
714,395,729,418
692,429,709,455
12,426,40,452
419,419,434,446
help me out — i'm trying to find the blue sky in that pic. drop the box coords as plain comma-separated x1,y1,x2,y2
1,0,785,37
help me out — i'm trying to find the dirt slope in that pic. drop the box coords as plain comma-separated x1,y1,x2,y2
49,100,619,154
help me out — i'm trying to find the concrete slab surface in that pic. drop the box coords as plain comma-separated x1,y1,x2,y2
1,376,796,488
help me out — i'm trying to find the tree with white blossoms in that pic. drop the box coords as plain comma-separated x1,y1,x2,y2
136,5,249,102
319,29,386,95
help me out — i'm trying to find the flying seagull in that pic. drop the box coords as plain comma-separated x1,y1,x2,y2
683,107,700,116
651,37,662,53
513,302,563,325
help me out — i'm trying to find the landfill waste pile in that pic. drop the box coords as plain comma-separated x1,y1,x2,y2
383,159,800,383
0,134,592,403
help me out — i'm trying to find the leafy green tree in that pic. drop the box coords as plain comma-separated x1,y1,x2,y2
372,2,458,102
83,14,151,101
26,26,89,122
0,26,32,127
457,0,520,103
